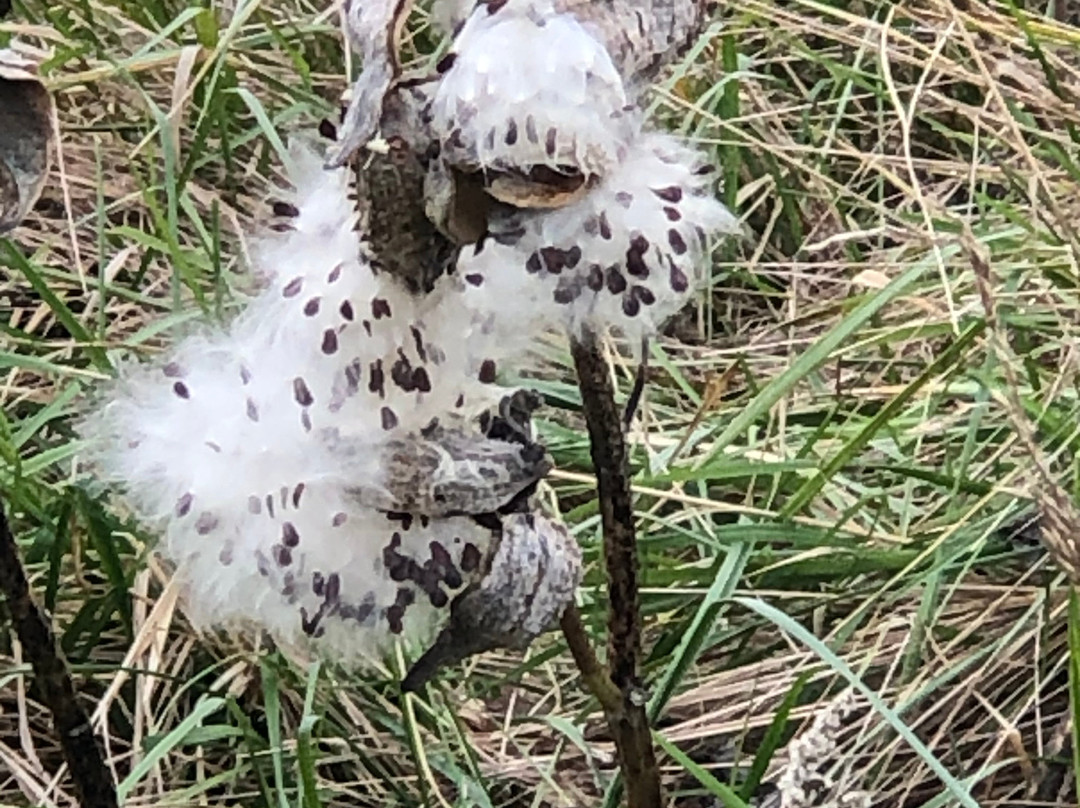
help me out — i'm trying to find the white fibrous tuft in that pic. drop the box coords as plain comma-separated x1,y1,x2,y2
77,145,512,663
431,0,632,178
446,131,739,349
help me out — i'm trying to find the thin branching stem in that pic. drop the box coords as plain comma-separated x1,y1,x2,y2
0,498,117,808
570,329,662,808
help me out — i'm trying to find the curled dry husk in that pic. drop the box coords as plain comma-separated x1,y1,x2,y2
0,47,54,233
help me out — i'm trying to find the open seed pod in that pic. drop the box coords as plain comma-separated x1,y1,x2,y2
401,509,583,691
0,48,54,233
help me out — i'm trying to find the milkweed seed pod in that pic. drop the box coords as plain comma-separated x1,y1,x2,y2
419,0,739,348
433,0,713,83
430,0,634,194
0,47,54,233
444,131,739,350
78,143,556,663
401,510,582,690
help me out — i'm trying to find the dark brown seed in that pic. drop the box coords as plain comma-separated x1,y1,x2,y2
615,191,633,208
332,512,347,527
455,394,465,408
266,494,275,518
240,366,252,385
318,119,338,140
436,52,457,73
484,127,496,151
326,573,341,603
175,493,193,517
312,572,325,596
633,285,656,305
195,512,218,535
626,239,649,278
173,381,190,399
381,406,398,430
598,211,612,240
526,252,543,274
163,362,183,378
413,368,431,393
461,543,482,573
292,483,305,508
386,605,404,634
669,228,687,255
465,273,484,286
653,185,683,203
622,295,641,317
505,119,518,145
607,268,627,294
410,326,427,362
566,245,582,268
669,261,689,292
219,544,234,565
545,127,557,157
554,283,580,304
282,277,303,297
248,495,261,515
282,522,300,547
664,205,682,221
525,115,539,143
301,411,312,432
362,320,372,336
340,300,354,320
582,216,599,236
293,378,314,406
272,544,293,567
371,298,391,319
587,264,605,291
256,551,271,577
479,359,497,383
304,297,321,316
540,246,570,274
487,0,508,12
369,359,385,397
246,397,259,422
328,264,343,283
322,329,339,355
273,201,300,217
392,354,414,391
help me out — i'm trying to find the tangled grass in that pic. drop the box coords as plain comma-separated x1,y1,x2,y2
2,0,1080,805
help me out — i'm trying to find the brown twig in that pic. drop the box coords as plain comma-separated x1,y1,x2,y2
569,329,662,808
0,497,117,808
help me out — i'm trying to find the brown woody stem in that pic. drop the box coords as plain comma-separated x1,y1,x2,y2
0,498,117,808
569,329,661,808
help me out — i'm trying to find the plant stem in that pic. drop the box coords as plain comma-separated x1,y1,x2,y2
569,329,661,808
0,498,117,808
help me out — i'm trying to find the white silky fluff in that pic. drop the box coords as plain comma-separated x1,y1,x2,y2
446,131,740,351
431,0,633,177
78,144,506,664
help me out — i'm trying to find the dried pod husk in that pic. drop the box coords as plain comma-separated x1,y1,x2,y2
401,509,582,690
0,48,53,233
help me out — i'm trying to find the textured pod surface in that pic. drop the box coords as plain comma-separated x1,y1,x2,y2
327,0,414,167
0,48,53,233
402,511,582,689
